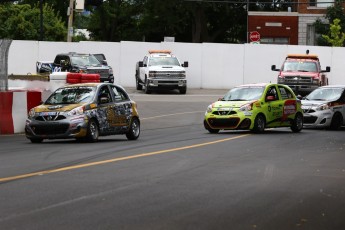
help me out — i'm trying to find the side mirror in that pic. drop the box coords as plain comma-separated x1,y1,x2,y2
271,65,279,71
182,61,189,67
139,61,144,68
322,66,331,73
101,60,108,65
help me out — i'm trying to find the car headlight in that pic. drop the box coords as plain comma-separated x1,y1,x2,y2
149,71,157,78
206,104,214,114
277,76,284,83
239,102,254,112
67,106,85,116
313,79,320,84
316,103,330,111
28,108,36,118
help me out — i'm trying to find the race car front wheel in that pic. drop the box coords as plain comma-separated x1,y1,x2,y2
126,117,140,140
85,119,99,142
253,114,265,133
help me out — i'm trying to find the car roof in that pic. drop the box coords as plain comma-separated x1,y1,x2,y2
236,83,269,88
59,83,113,88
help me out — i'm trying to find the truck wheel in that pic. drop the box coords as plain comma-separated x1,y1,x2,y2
291,113,303,133
136,75,142,90
144,79,151,94
109,76,114,83
179,87,187,94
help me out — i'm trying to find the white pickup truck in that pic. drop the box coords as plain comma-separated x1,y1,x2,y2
135,50,188,94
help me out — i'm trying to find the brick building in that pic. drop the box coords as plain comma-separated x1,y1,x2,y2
247,0,344,45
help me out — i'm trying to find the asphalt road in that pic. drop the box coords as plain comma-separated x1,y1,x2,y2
1,88,345,230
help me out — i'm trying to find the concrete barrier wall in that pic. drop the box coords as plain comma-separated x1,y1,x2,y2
7,40,345,89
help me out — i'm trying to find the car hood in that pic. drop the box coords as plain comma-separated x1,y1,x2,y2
33,103,86,112
301,100,330,107
281,72,318,77
213,101,251,109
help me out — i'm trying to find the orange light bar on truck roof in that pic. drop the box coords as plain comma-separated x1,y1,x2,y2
149,50,171,54
287,54,319,60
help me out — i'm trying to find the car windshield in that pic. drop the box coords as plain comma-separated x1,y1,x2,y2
70,55,101,66
305,88,344,101
283,61,317,72
149,57,180,66
222,87,265,101
45,86,96,105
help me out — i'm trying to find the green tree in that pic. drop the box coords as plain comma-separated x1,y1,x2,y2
314,0,345,46
0,3,66,41
322,18,345,46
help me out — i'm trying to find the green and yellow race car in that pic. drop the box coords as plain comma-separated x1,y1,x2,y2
204,83,303,133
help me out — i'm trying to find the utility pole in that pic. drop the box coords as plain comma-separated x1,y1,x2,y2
67,0,74,42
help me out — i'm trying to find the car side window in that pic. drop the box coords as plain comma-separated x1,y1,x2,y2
98,86,113,104
266,86,278,101
110,85,129,101
278,86,293,100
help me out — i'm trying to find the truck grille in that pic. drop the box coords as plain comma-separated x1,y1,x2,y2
88,69,108,79
283,76,312,84
152,71,185,79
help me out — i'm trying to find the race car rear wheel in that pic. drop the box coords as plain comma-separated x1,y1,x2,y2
85,119,99,142
253,114,265,133
291,113,303,133
330,112,343,130
126,117,140,140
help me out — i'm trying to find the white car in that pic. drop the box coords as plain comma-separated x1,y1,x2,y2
301,85,345,129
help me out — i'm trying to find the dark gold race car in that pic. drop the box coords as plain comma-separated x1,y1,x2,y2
25,83,140,143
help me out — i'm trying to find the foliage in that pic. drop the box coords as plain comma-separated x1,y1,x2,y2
0,3,66,41
314,0,345,46
322,18,345,47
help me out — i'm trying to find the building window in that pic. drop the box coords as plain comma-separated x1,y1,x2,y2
260,37,289,44
307,24,316,45
309,0,334,7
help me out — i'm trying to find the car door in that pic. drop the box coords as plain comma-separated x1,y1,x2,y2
96,85,115,134
264,85,284,126
278,85,297,124
109,85,132,132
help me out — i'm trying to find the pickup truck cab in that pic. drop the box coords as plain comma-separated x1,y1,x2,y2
271,53,330,96
37,52,114,83
135,50,188,94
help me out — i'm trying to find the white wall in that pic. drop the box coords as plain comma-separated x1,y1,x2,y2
7,40,345,89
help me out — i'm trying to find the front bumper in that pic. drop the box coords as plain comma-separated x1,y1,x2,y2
303,110,333,128
204,113,252,130
284,84,319,95
25,115,88,140
147,78,187,88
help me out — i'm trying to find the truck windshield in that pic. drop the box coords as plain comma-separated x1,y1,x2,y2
70,55,101,66
283,61,317,72
45,86,96,105
222,87,264,101
149,57,180,66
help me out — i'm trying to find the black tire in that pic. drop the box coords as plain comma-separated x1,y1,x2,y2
30,138,43,143
109,76,114,83
144,78,151,94
330,112,343,130
85,119,99,142
126,117,140,140
136,74,142,90
204,120,219,134
291,113,303,133
253,114,265,133
179,87,187,94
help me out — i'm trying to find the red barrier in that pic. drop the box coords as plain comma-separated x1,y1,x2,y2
0,92,14,134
